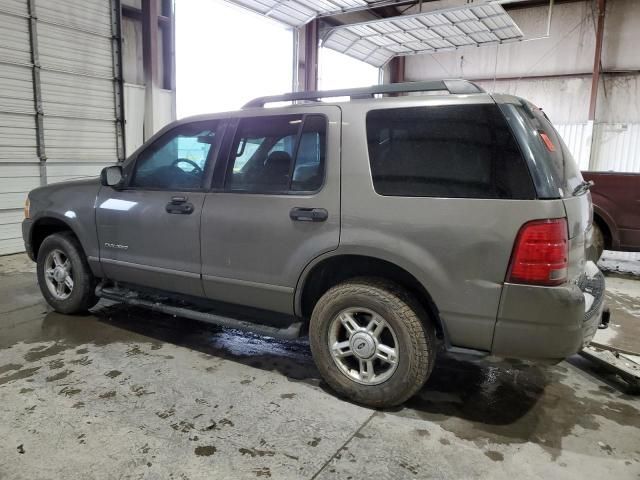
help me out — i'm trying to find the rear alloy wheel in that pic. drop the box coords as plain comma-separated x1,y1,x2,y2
310,277,436,408
592,223,605,261
328,307,399,385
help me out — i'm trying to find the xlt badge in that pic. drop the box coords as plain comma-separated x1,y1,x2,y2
104,242,128,250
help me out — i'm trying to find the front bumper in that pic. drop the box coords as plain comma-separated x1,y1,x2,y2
491,264,605,360
22,218,35,261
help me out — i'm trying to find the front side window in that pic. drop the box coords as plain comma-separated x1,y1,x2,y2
131,121,219,190
366,105,535,199
226,114,326,193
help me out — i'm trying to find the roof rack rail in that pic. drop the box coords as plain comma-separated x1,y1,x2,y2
243,79,484,108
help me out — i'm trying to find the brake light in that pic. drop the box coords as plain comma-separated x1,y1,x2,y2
507,219,568,286
539,131,556,152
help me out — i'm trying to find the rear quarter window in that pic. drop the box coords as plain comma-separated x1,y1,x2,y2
366,104,536,199
513,103,584,198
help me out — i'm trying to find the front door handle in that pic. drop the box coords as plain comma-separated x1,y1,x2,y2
166,196,194,214
290,207,328,222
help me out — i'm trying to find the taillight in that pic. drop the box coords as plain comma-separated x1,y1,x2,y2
507,218,568,286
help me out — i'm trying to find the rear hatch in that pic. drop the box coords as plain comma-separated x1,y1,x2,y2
500,99,593,279
499,97,605,344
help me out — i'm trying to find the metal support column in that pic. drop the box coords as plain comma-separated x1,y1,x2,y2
142,0,159,141
303,19,318,91
111,0,126,161
389,56,405,84
27,0,46,186
587,0,606,170
588,0,606,121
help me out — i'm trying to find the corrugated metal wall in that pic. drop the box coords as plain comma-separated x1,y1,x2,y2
554,123,640,173
0,0,123,255
0,1,40,255
555,123,592,171
591,123,640,172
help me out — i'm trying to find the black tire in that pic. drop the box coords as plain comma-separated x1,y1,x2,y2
36,232,99,314
309,277,436,408
592,223,605,261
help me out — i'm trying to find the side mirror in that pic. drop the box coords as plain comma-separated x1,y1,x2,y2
100,165,123,188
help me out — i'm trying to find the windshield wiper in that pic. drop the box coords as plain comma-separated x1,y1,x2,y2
573,180,594,196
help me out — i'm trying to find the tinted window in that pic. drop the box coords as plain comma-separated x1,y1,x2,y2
131,121,219,190
514,103,583,197
366,105,535,199
227,114,326,193
292,115,325,191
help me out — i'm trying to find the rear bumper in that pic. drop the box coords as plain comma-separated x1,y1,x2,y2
492,265,605,360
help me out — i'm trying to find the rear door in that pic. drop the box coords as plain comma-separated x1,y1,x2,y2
96,120,223,296
200,106,341,314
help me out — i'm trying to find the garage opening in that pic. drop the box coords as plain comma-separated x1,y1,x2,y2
175,0,294,116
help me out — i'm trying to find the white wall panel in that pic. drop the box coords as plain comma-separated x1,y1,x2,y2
475,76,591,124
44,117,117,163
597,74,640,124
0,164,39,249
1,0,122,255
0,6,37,254
36,0,112,36
124,83,145,157
0,0,28,16
0,112,38,162
40,70,116,120
46,163,104,183
602,0,640,71
592,123,640,173
0,11,31,65
0,63,35,115
554,123,592,171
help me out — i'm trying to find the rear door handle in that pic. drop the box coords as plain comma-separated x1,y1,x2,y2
290,207,328,222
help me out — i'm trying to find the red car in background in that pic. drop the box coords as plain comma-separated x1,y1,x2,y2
583,172,640,259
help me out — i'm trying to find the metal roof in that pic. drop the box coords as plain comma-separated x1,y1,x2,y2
322,3,524,67
225,0,389,28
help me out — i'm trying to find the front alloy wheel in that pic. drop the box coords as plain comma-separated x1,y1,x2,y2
44,249,74,300
36,232,99,314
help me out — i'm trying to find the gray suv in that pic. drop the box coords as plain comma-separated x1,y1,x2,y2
22,80,606,407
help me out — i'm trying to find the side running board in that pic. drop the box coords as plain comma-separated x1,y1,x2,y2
96,285,302,340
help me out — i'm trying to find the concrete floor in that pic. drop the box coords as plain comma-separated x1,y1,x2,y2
1,254,639,480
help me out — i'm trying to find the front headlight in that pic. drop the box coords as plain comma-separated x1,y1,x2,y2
24,197,30,219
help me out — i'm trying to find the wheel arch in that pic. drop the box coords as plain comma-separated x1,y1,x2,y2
30,215,82,260
295,252,444,339
592,206,617,250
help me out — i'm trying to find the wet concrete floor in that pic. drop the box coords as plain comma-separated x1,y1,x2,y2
1,255,639,479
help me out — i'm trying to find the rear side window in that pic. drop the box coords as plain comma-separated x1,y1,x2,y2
366,105,535,199
226,114,326,193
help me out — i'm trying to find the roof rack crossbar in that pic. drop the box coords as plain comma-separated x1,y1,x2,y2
243,79,484,108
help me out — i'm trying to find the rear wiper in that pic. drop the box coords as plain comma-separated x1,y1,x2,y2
573,180,594,196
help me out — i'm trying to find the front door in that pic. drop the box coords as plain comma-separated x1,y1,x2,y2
200,107,341,314
96,119,223,296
